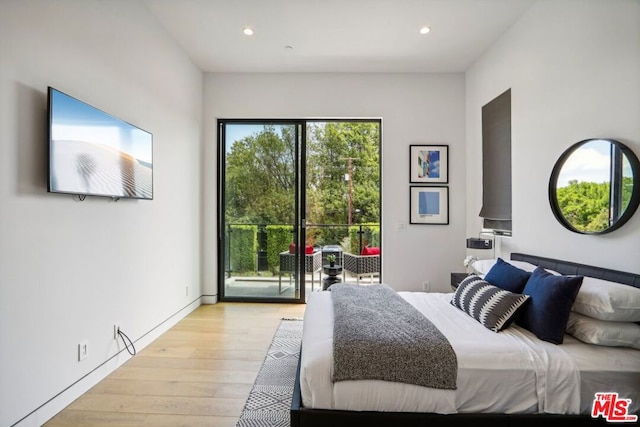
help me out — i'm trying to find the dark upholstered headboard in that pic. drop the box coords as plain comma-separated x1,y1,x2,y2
511,253,640,289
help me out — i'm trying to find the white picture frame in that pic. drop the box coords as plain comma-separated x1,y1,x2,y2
410,144,449,184
409,186,449,225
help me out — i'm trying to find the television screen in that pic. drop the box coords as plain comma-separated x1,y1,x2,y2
48,87,153,200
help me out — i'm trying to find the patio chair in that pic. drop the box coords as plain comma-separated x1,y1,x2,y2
342,248,380,285
278,250,322,293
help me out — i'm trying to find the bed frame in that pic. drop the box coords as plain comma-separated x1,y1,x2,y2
510,253,640,289
290,253,640,426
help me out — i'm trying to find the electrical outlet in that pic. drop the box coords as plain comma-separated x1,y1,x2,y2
78,340,88,361
113,323,120,340
186,285,189,296
422,281,430,292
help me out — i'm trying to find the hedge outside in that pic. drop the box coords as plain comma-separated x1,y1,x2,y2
229,225,257,272
266,225,292,272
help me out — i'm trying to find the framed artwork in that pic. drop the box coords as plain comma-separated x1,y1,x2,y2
410,186,449,225
409,144,448,183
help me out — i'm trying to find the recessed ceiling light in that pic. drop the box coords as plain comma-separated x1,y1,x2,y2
243,27,254,36
419,26,431,35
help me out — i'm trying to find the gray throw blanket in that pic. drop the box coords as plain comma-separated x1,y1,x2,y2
331,284,457,390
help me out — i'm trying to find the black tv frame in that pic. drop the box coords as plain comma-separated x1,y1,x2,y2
47,86,153,200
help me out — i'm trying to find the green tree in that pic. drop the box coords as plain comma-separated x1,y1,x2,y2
225,125,296,224
306,122,380,245
225,121,381,254
557,180,610,232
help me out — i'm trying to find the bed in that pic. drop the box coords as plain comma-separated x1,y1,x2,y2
290,253,640,426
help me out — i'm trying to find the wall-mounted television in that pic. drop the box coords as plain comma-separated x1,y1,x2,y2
48,87,153,200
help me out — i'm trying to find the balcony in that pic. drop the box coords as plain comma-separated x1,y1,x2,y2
223,222,380,299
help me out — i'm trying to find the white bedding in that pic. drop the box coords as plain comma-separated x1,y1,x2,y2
300,291,640,415
559,335,640,414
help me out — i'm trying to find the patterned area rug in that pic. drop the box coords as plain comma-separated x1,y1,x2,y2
236,319,303,427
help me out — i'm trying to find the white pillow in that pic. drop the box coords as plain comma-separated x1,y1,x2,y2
470,259,494,275
571,277,640,322
471,258,538,275
566,312,640,350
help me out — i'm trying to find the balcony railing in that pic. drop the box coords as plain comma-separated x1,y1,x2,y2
224,222,380,277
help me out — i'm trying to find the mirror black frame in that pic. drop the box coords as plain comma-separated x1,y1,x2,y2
549,138,640,235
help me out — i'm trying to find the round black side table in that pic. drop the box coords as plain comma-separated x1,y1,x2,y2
322,264,342,290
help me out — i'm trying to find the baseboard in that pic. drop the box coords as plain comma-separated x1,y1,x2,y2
201,294,218,304
13,297,202,427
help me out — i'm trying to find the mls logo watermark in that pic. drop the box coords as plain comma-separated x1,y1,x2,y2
591,392,638,423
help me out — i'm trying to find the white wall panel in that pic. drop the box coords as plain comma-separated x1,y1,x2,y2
0,1,203,425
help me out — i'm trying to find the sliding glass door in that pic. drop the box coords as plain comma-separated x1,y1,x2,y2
218,119,381,302
219,120,307,302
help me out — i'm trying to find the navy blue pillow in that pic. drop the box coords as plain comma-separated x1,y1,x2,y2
484,258,531,293
517,267,583,344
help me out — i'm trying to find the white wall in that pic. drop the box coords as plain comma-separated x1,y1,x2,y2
0,1,203,425
466,0,640,273
204,73,466,295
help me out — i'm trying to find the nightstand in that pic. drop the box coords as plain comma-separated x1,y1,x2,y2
450,272,469,291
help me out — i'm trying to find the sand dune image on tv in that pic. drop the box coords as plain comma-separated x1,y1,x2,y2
47,86,153,200
50,139,152,199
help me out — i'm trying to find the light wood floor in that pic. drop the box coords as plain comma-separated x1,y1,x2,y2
45,302,307,427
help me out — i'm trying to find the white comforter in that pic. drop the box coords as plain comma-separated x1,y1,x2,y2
300,291,581,414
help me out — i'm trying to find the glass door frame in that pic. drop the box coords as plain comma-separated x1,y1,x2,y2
217,119,307,303
217,118,383,303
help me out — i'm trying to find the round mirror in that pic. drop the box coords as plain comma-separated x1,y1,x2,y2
549,138,640,235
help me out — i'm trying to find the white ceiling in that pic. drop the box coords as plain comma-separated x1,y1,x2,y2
143,0,536,73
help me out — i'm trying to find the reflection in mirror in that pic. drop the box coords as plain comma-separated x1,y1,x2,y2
549,139,640,235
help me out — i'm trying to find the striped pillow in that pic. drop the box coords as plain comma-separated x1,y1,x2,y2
450,275,530,332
